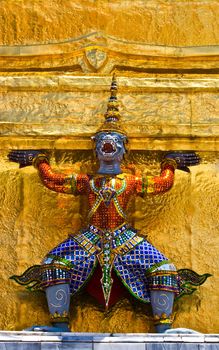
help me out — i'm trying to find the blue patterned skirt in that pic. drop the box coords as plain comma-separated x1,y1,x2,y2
40,224,176,303
11,224,209,304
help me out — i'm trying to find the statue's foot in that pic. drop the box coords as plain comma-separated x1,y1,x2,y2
164,328,201,334
24,324,70,332
155,324,171,333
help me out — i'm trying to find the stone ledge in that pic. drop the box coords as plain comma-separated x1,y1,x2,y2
0,135,218,151
0,75,219,92
1,33,219,57
0,332,218,350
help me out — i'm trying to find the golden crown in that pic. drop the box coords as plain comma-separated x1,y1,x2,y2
96,74,127,136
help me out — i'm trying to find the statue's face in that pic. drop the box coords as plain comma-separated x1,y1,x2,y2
93,132,127,162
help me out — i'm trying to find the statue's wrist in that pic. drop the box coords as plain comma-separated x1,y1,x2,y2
161,158,177,170
32,153,49,168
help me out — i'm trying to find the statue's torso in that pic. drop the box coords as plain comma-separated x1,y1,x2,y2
86,175,137,230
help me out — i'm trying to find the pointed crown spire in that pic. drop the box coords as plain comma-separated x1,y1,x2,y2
105,73,120,121
96,74,127,136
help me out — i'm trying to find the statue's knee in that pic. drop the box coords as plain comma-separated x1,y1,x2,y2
147,263,178,295
153,263,177,273
42,256,54,265
41,257,71,286
42,256,67,266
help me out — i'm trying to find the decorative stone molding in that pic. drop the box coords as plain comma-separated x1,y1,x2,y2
0,32,219,73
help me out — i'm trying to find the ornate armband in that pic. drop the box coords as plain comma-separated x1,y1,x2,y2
161,158,177,170
32,153,49,168
153,313,174,326
50,311,70,324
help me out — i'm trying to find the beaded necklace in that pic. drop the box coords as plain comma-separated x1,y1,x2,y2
90,176,126,196
88,176,127,220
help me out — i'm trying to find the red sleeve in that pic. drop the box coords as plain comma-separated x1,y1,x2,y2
36,160,89,194
136,163,176,196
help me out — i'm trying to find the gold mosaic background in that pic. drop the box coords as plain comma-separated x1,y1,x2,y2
0,0,218,333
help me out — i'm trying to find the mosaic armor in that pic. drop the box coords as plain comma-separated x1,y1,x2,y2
38,159,177,303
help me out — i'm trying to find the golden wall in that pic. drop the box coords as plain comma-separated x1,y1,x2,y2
0,1,218,333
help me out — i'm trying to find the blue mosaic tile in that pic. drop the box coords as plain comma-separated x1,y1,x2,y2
40,228,176,302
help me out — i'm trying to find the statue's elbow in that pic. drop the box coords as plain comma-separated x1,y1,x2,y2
41,178,55,192
163,180,174,193
167,181,174,192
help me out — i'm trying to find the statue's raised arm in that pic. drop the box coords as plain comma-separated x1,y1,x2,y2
8,150,89,194
135,151,200,196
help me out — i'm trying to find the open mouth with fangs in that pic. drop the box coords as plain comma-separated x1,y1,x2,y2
101,140,117,155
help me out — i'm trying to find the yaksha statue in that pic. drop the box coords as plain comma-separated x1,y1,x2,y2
9,75,210,333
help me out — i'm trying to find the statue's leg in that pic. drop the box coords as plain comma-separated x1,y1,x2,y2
13,234,98,332
150,290,175,333
45,283,70,332
148,263,178,333
37,235,96,332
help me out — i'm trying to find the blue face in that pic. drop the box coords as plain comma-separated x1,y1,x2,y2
93,132,127,162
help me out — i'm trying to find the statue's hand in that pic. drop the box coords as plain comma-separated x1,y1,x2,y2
164,152,201,173
8,150,44,168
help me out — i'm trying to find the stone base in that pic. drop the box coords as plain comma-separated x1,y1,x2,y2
0,332,218,350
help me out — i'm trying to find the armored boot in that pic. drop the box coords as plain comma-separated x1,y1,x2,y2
147,263,178,333
25,283,71,332
150,290,175,333
46,283,71,332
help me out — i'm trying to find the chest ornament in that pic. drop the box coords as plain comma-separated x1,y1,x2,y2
90,177,126,207
99,187,116,207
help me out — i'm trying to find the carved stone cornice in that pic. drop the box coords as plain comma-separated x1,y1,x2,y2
0,32,219,73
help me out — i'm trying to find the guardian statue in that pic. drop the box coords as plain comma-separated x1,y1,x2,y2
9,75,210,333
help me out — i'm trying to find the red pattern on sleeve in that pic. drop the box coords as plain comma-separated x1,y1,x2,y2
151,164,175,195
37,161,72,193
37,161,89,194
135,164,175,196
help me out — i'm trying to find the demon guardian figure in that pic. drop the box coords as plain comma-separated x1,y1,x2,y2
9,75,210,333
